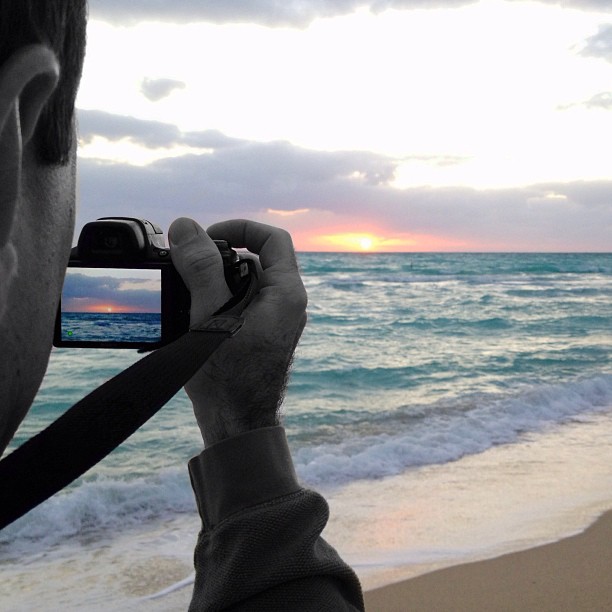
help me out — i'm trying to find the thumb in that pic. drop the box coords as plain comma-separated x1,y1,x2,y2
168,217,232,323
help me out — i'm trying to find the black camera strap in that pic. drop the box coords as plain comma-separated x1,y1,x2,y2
0,269,258,531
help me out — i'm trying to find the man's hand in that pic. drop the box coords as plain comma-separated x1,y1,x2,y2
169,217,307,447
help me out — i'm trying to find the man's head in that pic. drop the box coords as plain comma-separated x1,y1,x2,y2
0,1,87,452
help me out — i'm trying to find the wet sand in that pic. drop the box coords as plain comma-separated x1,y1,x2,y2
364,509,612,611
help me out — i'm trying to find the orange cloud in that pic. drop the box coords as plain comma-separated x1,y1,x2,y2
267,208,310,216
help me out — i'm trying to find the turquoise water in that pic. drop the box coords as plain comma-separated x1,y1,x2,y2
60,312,163,343
291,252,612,484
1,253,611,606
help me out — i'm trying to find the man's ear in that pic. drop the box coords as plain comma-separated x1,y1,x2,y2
0,44,59,147
0,45,59,247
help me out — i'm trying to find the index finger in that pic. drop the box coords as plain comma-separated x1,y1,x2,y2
207,219,299,276
207,220,306,310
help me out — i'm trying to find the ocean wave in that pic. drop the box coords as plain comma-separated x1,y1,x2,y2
308,272,608,289
299,253,612,277
506,287,612,299
325,280,368,291
290,364,433,391
3,375,611,554
293,374,612,488
0,469,196,556
311,273,512,287
397,316,514,332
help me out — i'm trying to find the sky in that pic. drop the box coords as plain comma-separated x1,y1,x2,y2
75,0,612,252
62,269,161,313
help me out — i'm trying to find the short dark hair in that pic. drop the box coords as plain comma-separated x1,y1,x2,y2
0,1,87,165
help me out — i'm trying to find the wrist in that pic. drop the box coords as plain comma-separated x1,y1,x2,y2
189,426,300,529
196,403,280,447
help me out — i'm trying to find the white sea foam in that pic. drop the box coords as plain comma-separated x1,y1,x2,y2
3,375,611,555
0,468,195,555
294,374,612,487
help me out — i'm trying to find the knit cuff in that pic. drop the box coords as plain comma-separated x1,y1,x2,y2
188,426,301,529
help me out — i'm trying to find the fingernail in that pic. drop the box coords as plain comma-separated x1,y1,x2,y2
169,218,199,246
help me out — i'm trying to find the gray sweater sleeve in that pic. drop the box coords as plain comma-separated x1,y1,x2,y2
187,426,365,611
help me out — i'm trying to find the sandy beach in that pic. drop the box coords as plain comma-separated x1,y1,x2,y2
137,507,612,611
131,507,612,611
364,508,612,612
5,410,612,611
5,505,609,612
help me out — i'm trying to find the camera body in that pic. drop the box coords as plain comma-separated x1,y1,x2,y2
53,217,249,349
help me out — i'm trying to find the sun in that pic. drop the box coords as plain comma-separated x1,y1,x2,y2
86,303,119,313
313,233,381,251
359,237,374,251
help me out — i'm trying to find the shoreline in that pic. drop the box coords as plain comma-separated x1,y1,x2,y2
3,412,611,610
364,508,612,611
327,410,612,594
3,504,610,611
118,506,612,611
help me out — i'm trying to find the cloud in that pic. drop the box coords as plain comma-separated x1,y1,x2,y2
565,0,612,11
88,0,611,28
62,272,161,312
584,91,612,109
77,138,398,221
581,24,612,62
78,110,182,148
403,154,470,167
88,0,369,27
140,77,186,102
268,208,311,216
557,90,612,111
77,109,245,149
75,121,612,251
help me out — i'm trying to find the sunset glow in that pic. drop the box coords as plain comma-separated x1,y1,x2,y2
86,303,136,314
359,237,373,251
61,269,162,313
62,300,156,314
296,230,470,252
310,233,383,252
71,3,612,253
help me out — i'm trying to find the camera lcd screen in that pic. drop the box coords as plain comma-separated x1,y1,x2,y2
59,267,162,345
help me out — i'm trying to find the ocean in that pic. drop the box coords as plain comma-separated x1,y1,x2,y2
2,252,612,610
60,312,162,344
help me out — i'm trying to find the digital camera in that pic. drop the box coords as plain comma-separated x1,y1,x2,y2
53,217,249,349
